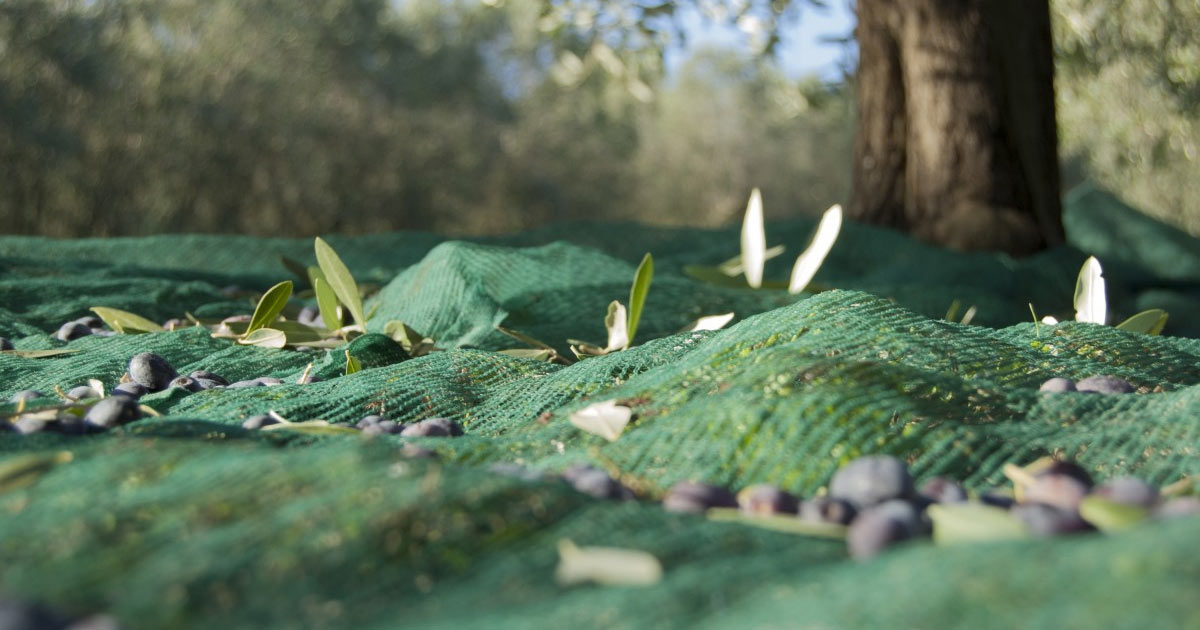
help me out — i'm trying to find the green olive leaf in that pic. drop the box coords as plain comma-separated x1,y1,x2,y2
314,237,365,326
260,420,360,435
90,307,164,334
246,281,293,335
313,277,342,330
266,321,329,344
384,321,423,350
1,349,81,359
238,328,287,349
306,265,327,290
344,350,362,375
1078,496,1150,532
927,502,1029,544
626,253,653,345
496,326,555,350
706,508,847,539
1115,309,1169,336
497,348,557,362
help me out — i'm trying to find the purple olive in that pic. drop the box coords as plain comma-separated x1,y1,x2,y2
127,352,178,392
663,481,738,514
1012,503,1094,536
55,321,92,341
1038,377,1076,393
829,455,915,510
919,476,968,503
847,500,921,559
1092,477,1159,509
799,496,858,525
84,397,142,429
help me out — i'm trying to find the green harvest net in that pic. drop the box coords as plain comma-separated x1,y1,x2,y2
2,184,1200,629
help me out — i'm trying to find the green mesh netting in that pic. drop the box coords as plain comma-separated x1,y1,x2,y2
3,185,1200,628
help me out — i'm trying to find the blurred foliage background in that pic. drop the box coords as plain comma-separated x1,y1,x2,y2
0,0,1195,237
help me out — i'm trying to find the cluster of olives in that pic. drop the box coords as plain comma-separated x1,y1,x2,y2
4,352,314,436
241,413,464,441
1040,375,1135,394
662,455,1198,559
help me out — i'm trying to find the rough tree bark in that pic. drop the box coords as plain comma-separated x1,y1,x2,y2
850,0,1064,255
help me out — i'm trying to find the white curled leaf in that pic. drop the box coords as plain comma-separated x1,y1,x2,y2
788,204,842,294
680,312,735,332
741,188,766,288
1074,256,1107,324
568,400,632,442
555,539,662,587
604,300,629,352
238,328,287,349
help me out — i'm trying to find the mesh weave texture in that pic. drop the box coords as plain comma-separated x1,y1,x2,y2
2,186,1199,629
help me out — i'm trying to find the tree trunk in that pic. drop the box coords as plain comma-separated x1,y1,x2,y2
849,0,1064,256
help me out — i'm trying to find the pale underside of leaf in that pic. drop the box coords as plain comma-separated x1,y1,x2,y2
90,307,164,334
238,328,287,349
568,400,633,442
604,300,629,352
927,502,1029,544
1074,256,1107,324
788,204,843,294
555,539,662,587
740,187,766,289
680,312,736,332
